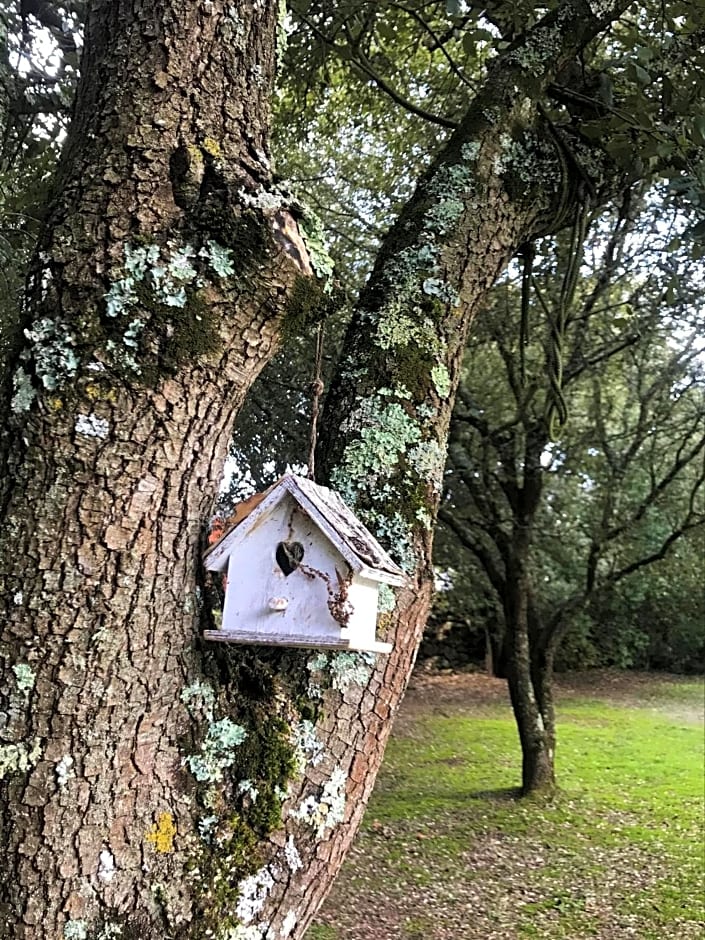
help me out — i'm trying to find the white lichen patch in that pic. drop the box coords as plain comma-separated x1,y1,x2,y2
376,508,417,569
11,663,35,697
98,848,117,883
281,911,297,937
299,211,335,284
408,440,445,492
200,240,235,277
284,835,302,873
180,680,216,721
291,719,323,775
12,318,79,412
431,363,452,399
330,652,375,692
238,779,259,803
96,924,123,940
24,317,79,390
422,277,459,306
103,238,232,371
223,925,271,940
167,244,198,282
56,754,75,789
63,922,88,940
0,738,42,780
183,717,247,783
292,766,347,838
13,591,23,606
332,396,422,504
462,141,482,162
240,188,284,212
11,366,35,413
508,25,562,75
306,652,328,698
377,583,396,615
198,814,219,842
235,865,276,923
305,651,376,697
75,413,110,440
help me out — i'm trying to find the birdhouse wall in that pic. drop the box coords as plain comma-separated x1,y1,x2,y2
220,495,355,644
345,576,384,647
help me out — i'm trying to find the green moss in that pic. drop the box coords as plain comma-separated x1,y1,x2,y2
389,343,435,401
284,276,326,338
191,202,269,262
155,289,220,374
184,649,318,938
284,277,345,343
404,478,434,521
231,712,296,832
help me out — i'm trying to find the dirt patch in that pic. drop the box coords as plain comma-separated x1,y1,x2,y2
399,669,704,729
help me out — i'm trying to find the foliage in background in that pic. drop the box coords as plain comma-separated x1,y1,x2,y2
434,193,705,676
0,0,80,369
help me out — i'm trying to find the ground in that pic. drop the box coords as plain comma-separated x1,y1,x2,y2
308,670,704,940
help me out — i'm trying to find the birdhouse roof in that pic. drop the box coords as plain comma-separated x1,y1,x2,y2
203,473,407,586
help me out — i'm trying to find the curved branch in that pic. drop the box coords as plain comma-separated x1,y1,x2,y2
296,10,459,129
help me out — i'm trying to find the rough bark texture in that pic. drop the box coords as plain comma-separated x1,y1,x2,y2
0,1,633,938
0,2,316,937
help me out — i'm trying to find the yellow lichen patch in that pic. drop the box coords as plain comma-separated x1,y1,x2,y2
202,136,222,158
47,396,63,412
145,811,177,853
377,612,393,632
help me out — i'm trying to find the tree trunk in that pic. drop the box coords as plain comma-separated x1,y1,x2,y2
0,3,316,937
504,542,556,796
0,1,632,936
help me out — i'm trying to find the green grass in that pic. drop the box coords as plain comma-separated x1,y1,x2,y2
310,676,705,939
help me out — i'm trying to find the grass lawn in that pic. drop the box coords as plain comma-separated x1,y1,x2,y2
307,672,704,940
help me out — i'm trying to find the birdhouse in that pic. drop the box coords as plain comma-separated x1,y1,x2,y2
202,473,406,653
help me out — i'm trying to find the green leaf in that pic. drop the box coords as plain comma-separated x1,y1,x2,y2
692,115,705,145
446,0,468,16
634,64,651,85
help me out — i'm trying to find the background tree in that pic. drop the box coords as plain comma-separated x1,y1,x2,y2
0,1,703,938
439,195,705,790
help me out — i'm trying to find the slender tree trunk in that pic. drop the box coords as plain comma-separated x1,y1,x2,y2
504,540,556,796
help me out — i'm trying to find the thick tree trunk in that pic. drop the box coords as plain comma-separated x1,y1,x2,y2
0,1,632,937
0,3,317,937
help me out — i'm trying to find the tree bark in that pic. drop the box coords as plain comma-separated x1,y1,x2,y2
503,541,556,796
0,1,634,937
0,3,316,937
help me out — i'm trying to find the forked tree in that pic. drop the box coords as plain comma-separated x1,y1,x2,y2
0,1,698,938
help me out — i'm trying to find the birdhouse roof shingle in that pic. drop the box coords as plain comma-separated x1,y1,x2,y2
203,473,407,586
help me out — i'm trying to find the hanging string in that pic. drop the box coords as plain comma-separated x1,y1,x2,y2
307,321,325,482
519,242,535,386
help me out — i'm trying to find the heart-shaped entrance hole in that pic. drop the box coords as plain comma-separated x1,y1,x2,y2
276,541,305,576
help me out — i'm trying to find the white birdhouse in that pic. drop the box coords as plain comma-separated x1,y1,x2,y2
202,473,406,653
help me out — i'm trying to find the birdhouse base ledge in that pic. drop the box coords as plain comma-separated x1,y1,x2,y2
203,629,392,654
